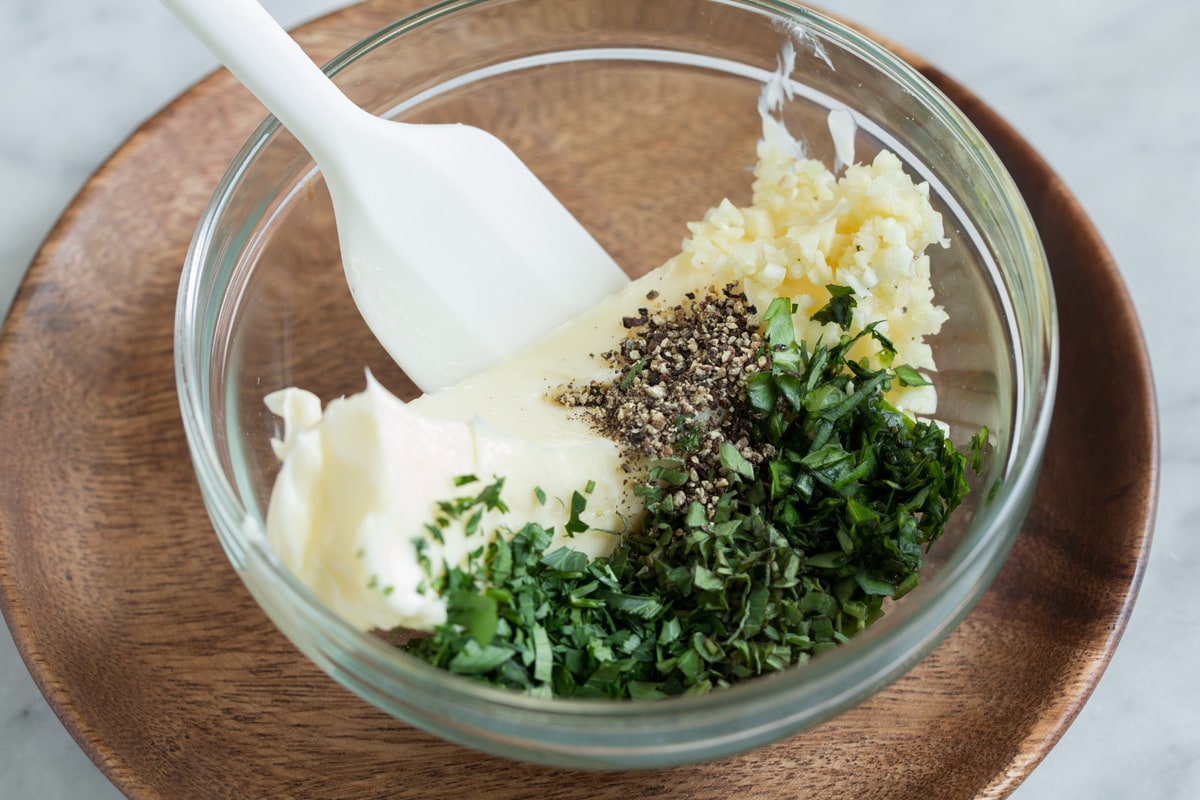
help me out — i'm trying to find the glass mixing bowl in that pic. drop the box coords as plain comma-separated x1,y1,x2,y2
176,0,1057,768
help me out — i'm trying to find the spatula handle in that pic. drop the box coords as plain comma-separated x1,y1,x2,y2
158,0,364,165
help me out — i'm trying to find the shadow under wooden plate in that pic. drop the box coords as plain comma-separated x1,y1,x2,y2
0,2,1156,798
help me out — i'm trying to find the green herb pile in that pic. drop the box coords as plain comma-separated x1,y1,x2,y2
403,290,971,699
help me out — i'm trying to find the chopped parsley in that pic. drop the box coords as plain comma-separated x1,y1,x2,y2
403,290,971,698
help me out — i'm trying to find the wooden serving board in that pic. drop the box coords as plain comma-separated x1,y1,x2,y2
0,2,1156,798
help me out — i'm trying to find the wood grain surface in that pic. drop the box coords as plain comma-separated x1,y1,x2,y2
0,2,1156,798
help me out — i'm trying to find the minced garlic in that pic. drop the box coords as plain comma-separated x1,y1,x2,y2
672,143,948,415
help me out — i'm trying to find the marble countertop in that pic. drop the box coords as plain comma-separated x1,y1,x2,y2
1,0,1194,797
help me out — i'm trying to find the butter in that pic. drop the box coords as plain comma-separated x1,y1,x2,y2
265,374,633,631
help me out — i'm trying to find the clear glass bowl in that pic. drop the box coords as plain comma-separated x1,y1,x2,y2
175,0,1057,769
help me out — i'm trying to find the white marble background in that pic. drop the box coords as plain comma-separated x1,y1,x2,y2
0,0,1195,797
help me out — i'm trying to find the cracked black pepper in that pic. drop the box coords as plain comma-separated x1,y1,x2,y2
556,284,775,516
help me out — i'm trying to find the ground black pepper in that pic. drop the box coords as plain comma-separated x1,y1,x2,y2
557,284,775,515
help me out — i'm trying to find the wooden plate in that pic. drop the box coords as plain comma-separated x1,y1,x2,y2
0,2,1156,798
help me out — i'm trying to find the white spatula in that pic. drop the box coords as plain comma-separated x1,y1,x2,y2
161,0,629,392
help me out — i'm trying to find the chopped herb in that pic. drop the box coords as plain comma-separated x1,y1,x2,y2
403,295,972,699
718,440,754,479
464,507,484,537
893,364,931,387
810,284,857,329
968,426,990,473
619,357,649,390
564,490,589,536
423,522,445,545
